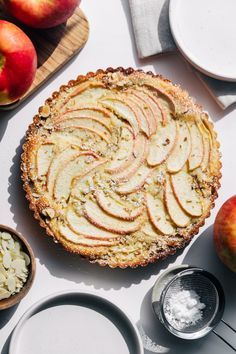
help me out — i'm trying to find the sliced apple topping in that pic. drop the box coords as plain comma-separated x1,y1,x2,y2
164,176,191,227
83,199,142,234
47,147,81,196
129,90,157,135
100,96,140,136
106,127,134,174
56,113,112,132
147,120,177,166
37,143,54,177
116,165,151,195
171,171,202,217
188,121,204,170
55,117,111,139
144,83,176,114
113,134,148,181
197,122,210,172
59,223,117,246
67,208,119,240
55,120,111,144
54,153,107,201
202,115,219,174
166,121,191,173
125,95,151,136
70,81,106,97
136,87,166,125
146,193,175,235
95,190,144,220
65,104,112,118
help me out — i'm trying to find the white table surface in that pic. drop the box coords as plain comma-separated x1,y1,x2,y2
0,1,236,353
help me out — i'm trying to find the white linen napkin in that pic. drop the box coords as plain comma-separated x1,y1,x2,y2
129,0,236,109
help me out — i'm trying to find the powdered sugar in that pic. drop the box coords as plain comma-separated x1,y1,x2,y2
164,289,205,330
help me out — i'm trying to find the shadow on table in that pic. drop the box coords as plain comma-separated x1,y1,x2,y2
1,332,12,354
137,225,236,353
8,141,185,290
0,305,18,330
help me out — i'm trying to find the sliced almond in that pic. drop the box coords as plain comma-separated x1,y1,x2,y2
166,121,191,172
188,121,204,170
146,193,175,235
84,200,142,234
147,120,177,166
171,171,202,217
164,176,191,227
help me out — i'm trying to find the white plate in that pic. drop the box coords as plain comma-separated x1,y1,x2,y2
169,0,236,81
9,290,144,354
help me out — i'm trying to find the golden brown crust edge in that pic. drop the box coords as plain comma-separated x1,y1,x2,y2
21,67,222,268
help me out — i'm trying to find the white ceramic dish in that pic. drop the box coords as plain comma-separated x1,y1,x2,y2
9,290,144,354
169,0,236,81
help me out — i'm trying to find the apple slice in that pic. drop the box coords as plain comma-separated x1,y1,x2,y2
56,113,112,131
95,190,144,220
187,122,204,170
202,115,219,174
47,147,80,196
54,153,106,201
171,171,202,217
55,120,111,144
100,96,140,136
70,81,106,97
116,165,151,195
59,223,116,247
136,87,166,125
83,199,142,234
67,208,119,241
144,83,176,114
147,120,177,166
129,90,157,134
197,122,210,172
55,117,111,139
125,95,150,136
64,105,112,118
36,143,54,177
166,121,191,172
113,134,148,181
106,127,134,174
164,176,191,227
146,193,175,235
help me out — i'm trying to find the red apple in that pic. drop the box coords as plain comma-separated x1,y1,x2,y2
0,20,37,105
214,196,236,272
4,0,81,29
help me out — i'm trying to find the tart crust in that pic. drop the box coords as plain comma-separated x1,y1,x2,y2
21,67,221,268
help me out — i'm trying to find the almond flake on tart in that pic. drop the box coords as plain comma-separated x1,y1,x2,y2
21,68,221,268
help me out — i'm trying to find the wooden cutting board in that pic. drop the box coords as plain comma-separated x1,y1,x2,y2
0,3,89,109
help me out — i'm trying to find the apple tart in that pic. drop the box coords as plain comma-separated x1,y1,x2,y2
21,68,221,268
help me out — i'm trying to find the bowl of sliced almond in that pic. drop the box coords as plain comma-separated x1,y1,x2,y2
0,225,35,310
